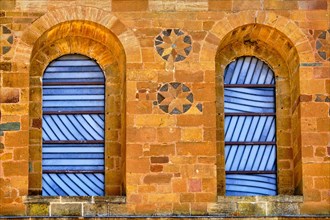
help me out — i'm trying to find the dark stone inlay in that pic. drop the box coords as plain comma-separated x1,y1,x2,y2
196,103,203,112
156,35,163,42
315,95,323,102
316,41,322,49
318,31,326,39
170,108,181,114
159,105,169,113
318,51,326,60
174,29,184,36
2,26,11,34
157,93,165,103
183,35,191,44
184,46,192,55
156,47,164,56
170,82,181,89
325,97,330,102
162,54,170,61
155,40,163,46
175,54,186,62
3,46,11,54
159,84,168,91
182,84,190,92
186,93,194,103
7,35,13,44
0,143,4,149
300,63,323,66
163,29,171,36
183,104,192,113
153,101,158,105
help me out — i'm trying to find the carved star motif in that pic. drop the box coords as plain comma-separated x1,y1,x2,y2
157,83,193,114
155,29,192,62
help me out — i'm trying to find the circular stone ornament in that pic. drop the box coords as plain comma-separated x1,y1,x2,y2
155,29,192,62
156,82,194,114
316,29,330,61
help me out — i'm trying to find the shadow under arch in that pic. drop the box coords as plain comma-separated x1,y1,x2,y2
215,23,302,196
29,20,126,196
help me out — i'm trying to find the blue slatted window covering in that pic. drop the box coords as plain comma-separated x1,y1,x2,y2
42,54,105,196
224,56,277,196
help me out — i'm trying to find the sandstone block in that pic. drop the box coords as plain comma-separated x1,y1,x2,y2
51,203,82,216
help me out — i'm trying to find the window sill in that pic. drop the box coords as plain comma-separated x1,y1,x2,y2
208,195,304,216
24,196,126,216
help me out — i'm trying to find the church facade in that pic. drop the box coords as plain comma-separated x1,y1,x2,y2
0,0,329,218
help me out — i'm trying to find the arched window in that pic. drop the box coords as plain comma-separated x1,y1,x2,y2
224,56,276,196
42,54,105,196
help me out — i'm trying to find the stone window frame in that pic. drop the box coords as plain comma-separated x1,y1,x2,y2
215,24,301,196
28,20,126,196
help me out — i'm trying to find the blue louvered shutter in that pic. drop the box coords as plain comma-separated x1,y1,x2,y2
42,54,105,196
224,56,277,196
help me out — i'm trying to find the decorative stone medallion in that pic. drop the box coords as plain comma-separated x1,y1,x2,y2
1,25,14,55
155,29,192,62
156,82,193,114
316,29,330,61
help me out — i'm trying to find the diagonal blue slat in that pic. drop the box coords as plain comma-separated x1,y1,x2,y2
42,175,58,196
224,58,237,84
244,57,258,84
76,174,104,195
225,145,276,171
59,174,86,196
225,116,275,142
80,115,104,139
51,174,78,196
230,57,244,84
70,174,97,195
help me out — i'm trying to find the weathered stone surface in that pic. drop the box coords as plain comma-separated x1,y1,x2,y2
83,203,108,216
27,203,49,216
51,203,82,216
208,202,237,216
237,202,266,216
268,202,300,215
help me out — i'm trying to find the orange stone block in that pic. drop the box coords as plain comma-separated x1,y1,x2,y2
2,161,28,177
4,131,28,147
126,158,150,173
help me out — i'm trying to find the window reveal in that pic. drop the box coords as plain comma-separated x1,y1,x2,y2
42,54,105,196
224,56,277,196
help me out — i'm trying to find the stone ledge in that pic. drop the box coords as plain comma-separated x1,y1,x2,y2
207,196,304,216
24,196,126,216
